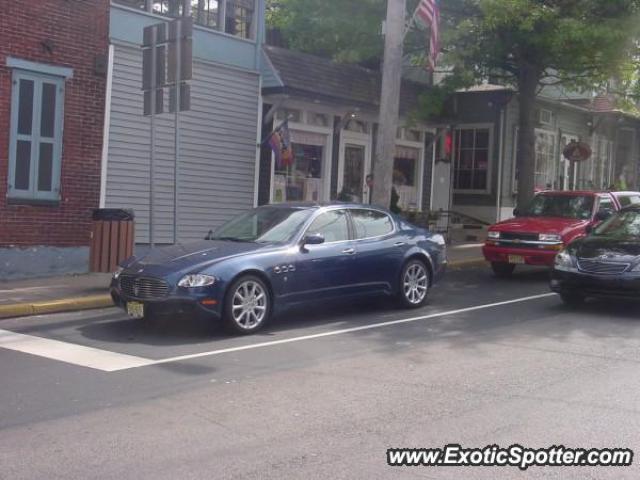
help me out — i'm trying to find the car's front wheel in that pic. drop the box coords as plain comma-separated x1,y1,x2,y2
398,259,430,308
223,275,272,335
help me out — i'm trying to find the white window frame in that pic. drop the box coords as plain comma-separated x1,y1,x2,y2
533,128,557,190
453,123,493,194
8,69,65,202
269,115,333,204
511,127,557,193
394,134,427,211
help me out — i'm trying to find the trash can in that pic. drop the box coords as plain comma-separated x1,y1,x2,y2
89,209,135,273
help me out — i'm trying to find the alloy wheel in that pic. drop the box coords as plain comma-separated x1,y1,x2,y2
231,280,268,330
403,263,429,305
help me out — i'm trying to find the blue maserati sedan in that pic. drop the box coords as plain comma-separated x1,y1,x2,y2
110,203,447,334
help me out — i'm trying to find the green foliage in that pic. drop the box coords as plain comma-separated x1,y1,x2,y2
267,0,386,64
443,0,640,90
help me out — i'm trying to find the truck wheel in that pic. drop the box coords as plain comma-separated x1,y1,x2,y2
491,262,515,278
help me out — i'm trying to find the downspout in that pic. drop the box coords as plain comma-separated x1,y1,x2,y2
496,104,506,222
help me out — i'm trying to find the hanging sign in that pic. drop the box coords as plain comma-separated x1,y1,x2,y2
563,140,592,162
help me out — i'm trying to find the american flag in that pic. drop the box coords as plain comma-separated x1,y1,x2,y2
414,0,440,70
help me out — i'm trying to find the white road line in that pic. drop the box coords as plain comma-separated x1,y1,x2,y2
143,293,557,370
0,293,556,372
0,329,154,372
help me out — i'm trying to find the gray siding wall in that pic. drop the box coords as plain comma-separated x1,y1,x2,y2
501,98,591,207
106,43,260,244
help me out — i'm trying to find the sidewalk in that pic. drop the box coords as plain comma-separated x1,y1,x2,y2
0,243,485,319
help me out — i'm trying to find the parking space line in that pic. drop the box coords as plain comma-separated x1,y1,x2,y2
143,293,556,370
0,329,154,372
0,293,556,372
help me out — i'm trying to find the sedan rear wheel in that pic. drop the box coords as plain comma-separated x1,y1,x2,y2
223,275,271,335
398,259,430,308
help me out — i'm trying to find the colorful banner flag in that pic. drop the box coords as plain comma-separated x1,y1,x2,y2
268,120,294,169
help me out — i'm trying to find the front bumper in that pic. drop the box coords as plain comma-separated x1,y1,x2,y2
483,244,560,267
110,277,223,319
550,269,640,299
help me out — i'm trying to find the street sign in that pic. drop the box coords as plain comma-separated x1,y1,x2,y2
563,140,592,162
142,17,192,116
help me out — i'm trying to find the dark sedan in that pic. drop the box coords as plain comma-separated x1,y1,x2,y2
550,205,640,304
110,203,447,334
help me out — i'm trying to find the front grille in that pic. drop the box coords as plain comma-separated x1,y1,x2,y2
119,275,169,300
577,259,630,275
500,232,539,242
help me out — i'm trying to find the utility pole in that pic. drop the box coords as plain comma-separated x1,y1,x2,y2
371,0,406,209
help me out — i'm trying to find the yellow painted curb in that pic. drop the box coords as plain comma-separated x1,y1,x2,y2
447,258,486,269
0,295,113,319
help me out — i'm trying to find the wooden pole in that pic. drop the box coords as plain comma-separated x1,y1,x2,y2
372,0,406,209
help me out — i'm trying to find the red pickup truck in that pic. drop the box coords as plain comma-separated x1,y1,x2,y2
483,191,623,277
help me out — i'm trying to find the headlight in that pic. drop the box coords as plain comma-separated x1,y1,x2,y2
113,266,124,279
487,231,500,239
178,274,216,288
554,250,576,271
539,233,562,243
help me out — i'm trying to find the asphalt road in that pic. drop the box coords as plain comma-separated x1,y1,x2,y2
1,265,639,479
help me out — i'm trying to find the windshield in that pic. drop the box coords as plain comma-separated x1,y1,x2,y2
593,210,640,239
522,194,594,220
210,207,313,243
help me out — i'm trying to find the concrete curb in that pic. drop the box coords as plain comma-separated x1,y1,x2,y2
0,294,113,320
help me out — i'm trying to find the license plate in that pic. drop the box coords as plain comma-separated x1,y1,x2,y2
126,301,144,319
508,255,526,264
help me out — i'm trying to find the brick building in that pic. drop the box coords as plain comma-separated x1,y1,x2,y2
0,0,109,278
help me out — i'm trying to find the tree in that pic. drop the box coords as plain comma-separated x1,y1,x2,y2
267,0,386,66
438,0,640,207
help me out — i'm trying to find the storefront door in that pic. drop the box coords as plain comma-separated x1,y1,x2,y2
342,145,367,202
338,134,371,204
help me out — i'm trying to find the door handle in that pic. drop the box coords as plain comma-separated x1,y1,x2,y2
342,247,356,255
394,242,406,247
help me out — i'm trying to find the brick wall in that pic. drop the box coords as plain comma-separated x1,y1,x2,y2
0,0,109,247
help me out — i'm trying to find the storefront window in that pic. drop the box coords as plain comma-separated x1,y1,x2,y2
534,130,556,190
273,133,325,203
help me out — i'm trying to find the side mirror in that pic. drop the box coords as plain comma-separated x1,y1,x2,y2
513,208,520,217
302,233,325,246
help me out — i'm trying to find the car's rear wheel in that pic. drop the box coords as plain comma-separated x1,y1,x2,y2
491,262,515,278
223,275,271,335
398,259,430,308
559,292,585,306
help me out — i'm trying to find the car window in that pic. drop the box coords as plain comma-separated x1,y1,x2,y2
524,194,594,219
594,210,640,238
306,210,349,242
598,196,615,213
617,194,640,207
351,209,394,239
